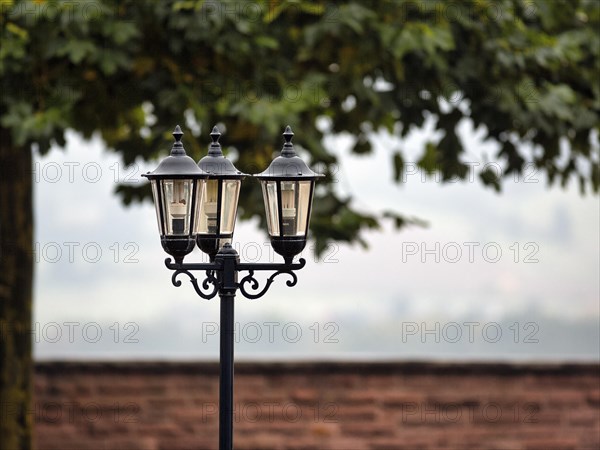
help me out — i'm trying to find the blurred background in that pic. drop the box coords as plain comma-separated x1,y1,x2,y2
33,122,599,362
2,0,599,449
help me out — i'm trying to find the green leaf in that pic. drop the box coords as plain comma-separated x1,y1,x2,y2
255,36,279,49
383,211,428,229
538,84,577,121
6,22,28,39
58,40,96,64
479,167,501,192
352,134,371,154
591,163,599,193
418,142,439,175
392,151,404,182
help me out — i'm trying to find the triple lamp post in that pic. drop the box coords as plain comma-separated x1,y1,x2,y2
142,125,323,450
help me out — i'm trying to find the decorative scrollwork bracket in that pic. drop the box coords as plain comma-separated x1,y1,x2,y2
236,259,306,300
164,252,306,301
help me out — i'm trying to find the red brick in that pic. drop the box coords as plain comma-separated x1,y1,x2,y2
334,405,378,421
524,438,579,450
289,387,319,403
340,423,394,437
587,390,600,407
32,362,599,450
382,392,426,408
336,390,378,405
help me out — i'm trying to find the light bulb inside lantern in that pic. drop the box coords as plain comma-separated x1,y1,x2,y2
281,181,296,236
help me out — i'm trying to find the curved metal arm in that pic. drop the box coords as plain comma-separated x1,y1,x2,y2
166,258,219,300
237,258,306,300
165,257,218,272
171,269,219,300
164,256,306,301
237,258,306,272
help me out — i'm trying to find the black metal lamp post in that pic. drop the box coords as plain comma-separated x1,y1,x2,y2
143,125,322,450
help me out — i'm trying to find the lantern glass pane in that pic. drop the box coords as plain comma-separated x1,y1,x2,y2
220,180,240,234
151,180,163,235
160,179,193,235
197,179,219,234
261,181,279,236
192,179,205,234
295,180,312,236
278,180,312,237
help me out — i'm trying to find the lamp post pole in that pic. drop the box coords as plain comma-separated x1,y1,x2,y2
165,244,306,450
144,125,322,449
216,245,237,450
219,288,234,450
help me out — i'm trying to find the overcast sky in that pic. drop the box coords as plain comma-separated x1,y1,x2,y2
32,119,599,361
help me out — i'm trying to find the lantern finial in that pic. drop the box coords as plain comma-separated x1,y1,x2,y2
281,125,295,157
283,125,294,144
171,125,185,155
208,125,223,157
210,126,221,144
173,125,183,142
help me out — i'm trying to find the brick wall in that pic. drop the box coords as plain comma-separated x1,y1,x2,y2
29,362,599,450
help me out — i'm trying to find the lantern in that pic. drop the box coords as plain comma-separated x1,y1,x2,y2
195,126,246,260
142,126,207,263
255,126,324,263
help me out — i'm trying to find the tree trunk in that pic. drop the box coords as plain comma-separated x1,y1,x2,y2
0,127,33,449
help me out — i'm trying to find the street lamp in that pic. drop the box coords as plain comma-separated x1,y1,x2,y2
143,124,322,450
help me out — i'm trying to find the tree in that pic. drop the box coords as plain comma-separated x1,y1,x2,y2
1,0,598,446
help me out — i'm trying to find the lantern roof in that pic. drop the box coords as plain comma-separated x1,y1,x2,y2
197,126,246,179
142,126,207,179
254,126,324,180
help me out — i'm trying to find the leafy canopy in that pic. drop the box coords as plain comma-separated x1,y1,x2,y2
1,0,598,253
